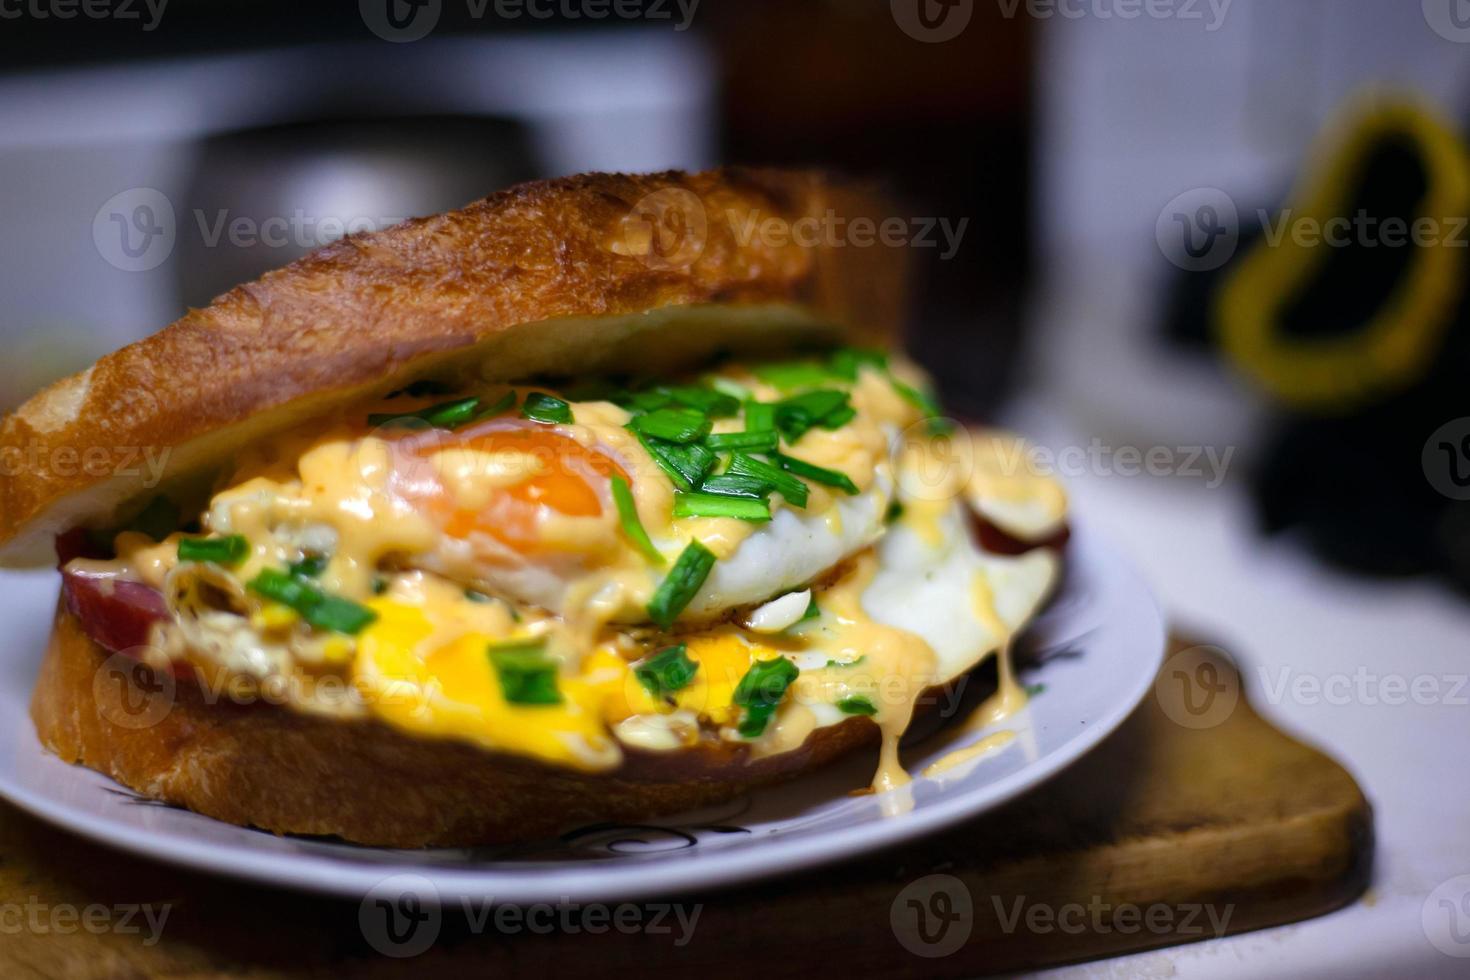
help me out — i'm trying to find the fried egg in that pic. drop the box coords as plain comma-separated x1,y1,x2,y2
107,352,1067,790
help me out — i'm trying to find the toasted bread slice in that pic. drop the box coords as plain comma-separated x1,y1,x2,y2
0,169,903,565
33,598,882,847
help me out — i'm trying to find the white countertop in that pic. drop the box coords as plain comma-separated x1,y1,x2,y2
1010,401,1470,979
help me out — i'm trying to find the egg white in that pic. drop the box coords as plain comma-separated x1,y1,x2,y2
862,497,1058,682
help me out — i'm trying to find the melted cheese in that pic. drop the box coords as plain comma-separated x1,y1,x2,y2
81,355,1067,792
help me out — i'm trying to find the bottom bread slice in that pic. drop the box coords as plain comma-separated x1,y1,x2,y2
30,600,881,848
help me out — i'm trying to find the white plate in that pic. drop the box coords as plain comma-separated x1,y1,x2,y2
0,525,1162,903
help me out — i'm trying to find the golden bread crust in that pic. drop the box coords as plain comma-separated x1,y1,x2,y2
31,600,880,847
0,169,904,564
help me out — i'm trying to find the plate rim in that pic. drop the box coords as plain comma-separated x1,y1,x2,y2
0,524,1165,903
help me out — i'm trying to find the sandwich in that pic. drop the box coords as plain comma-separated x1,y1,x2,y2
2,170,1067,847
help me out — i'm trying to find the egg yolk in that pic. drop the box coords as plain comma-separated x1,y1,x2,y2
391,422,629,553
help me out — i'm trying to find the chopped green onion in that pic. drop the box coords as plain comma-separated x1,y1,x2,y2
830,347,889,380
800,595,821,622
885,500,905,524
890,378,955,434
372,576,389,595
705,430,779,453
674,491,771,522
634,643,699,698
1025,682,1047,698
247,569,378,634
647,541,716,627
836,695,878,716
474,390,517,421
826,654,867,668
772,453,859,495
178,535,249,565
743,401,776,432
610,475,664,565
728,453,809,507
660,385,740,418
753,361,834,390
819,405,857,430
488,640,562,705
620,389,674,414
521,392,573,424
775,389,851,442
631,429,716,491
698,473,775,499
464,588,492,603
369,395,483,430
631,407,712,444
706,375,752,401
733,656,799,737
288,553,328,578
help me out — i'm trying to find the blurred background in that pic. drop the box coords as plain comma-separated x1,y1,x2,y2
4,2,1470,574
4,1,1470,972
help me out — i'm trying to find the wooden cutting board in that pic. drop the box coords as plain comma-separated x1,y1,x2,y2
0,636,1371,979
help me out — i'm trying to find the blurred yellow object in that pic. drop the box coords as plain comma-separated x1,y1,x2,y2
1216,95,1470,412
